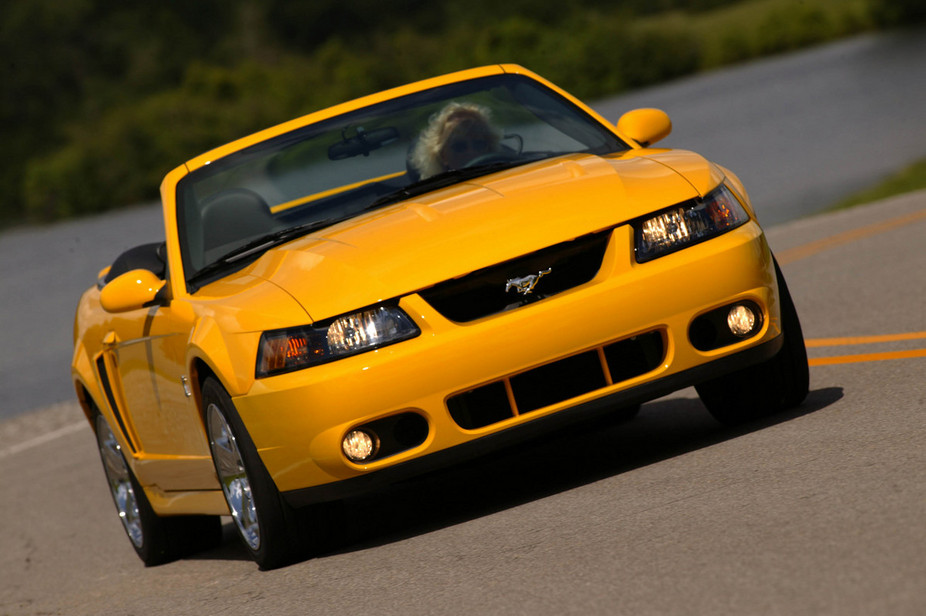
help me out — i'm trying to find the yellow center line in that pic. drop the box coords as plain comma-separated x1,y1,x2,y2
806,331,926,347
805,331,926,366
776,208,926,265
809,349,926,367
775,208,926,365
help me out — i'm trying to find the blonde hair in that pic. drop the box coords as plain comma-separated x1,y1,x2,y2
410,102,501,179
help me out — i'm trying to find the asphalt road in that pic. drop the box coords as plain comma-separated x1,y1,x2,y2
2,27,926,616
1,27,925,419
2,191,925,614
595,27,926,226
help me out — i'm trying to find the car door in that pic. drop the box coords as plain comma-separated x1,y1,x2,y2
100,298,216,490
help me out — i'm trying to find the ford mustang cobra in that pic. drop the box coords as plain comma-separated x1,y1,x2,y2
71,64,809,569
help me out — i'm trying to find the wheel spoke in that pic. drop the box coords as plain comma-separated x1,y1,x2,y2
96,417,144,548
207,404,261,551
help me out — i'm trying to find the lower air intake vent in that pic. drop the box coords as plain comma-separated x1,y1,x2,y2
447,330,665,430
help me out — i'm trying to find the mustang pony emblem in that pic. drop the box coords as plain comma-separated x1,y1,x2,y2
505,268,552,295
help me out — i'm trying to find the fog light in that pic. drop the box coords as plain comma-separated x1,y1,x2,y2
342,430,378,462
727,304,757,337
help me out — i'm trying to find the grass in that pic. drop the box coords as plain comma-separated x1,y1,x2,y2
831,157,926,210
638,0,873,68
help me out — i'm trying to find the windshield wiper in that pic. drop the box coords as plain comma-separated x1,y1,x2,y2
188,158,538,290
188,217,339,289
367,159,529,210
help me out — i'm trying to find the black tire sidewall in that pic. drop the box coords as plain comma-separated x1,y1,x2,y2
93,413,177,566
202,377,303,569
773,259,810,407
695,257,810,424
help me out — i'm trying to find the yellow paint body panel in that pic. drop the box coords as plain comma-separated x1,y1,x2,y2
72,64,781,515
238,223,776,493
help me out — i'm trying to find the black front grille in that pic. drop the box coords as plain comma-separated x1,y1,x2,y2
447,330,665,430
420,229,612,322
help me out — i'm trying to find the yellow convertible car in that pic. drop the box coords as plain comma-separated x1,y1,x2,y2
72,65,808,569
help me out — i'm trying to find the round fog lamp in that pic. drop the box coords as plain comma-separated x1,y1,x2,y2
727,304,757,337
342,429,377,462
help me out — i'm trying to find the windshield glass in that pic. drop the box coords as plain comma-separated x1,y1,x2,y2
176,73,630,283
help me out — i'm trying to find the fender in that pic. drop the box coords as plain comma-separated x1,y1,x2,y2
186,315,257,397
71,338,104,425
715,164,757,219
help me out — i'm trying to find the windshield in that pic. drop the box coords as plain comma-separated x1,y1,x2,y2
176,73,630,284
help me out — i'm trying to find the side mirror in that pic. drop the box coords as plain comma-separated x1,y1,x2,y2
616,108,672,147
100,269,165,313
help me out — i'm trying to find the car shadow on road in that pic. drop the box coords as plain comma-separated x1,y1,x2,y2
198,385,843,565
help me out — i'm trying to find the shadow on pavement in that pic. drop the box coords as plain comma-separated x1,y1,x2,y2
196,386,844,565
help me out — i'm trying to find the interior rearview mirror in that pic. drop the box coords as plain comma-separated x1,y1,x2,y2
328,126,400,160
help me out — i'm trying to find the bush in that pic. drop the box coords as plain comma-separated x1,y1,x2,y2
24,59,321,220
618,25,700,90
756,6,836,55
6,0,904,224
869,0,926,26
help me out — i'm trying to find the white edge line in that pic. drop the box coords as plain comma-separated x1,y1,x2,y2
0,421,89,459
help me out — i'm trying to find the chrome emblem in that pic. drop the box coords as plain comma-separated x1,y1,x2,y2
505,268,552,295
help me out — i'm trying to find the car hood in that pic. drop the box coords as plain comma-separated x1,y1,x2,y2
244,150,725,322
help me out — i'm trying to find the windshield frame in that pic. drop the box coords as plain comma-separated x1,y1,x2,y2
175,72,632,291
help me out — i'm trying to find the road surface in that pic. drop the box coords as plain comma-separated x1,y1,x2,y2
3,190,926,616
1,27,925,418
1,28,925,616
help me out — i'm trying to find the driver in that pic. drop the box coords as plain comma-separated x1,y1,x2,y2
410,102,502,179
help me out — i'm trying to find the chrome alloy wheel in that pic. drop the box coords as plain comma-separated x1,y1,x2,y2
207,403,261,551
95,416,144,548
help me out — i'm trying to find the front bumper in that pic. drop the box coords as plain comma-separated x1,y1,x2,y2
282,333,781,507
233,222,780,501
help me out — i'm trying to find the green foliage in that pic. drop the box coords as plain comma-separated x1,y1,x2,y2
832,158,926,211
0,0,235,223
690,0,873,68
0,0,908,225
869,0,926,25
24,58,322,220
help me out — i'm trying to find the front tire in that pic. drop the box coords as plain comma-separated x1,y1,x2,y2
94,413,221,566
696,259,809,425
203,377,309,569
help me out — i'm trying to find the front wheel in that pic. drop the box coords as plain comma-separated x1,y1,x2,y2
696,259,810,425
94,413,220,565
203,377,311,569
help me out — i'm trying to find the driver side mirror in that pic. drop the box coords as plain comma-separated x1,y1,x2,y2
100,269,166,313
616,108,672,147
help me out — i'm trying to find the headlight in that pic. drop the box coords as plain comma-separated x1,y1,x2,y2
634,184,749,263
256,304,420,377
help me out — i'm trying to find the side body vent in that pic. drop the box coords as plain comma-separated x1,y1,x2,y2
95,355,138,453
